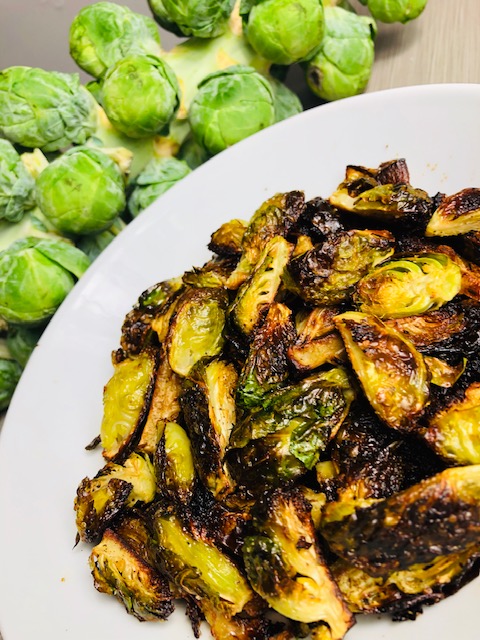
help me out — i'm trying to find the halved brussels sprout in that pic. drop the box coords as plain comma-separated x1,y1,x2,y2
424,355,466,388
354,253,463,319
90,520,174,621
166,287,228,377
426,188,480,236
321,465,480,576
182,256,237,289
335,312,429,432
208,219,248,258
285,229,395,305
75,453,156,543
288,332,346,373
155,421,196,503
243,488,354,637
425,382,480,465
230,236,293,336
100,349,159,461
237,302,296,408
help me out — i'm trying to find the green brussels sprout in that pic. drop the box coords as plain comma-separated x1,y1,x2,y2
243,488,354,635
354,253,463,318
0,237,90,326
76,217,126,262
361,0,428,24
99,55,180,139
70,2,163,79
0,139,35,223
6,326,42,368
0,66,98,152
306,6,377,102
335,312,429,432
0,352,22,411
149,0,236,38
128,157,191,218
268,76,303,122
189,65,276,156
426,188,480,237
240,0,325,65
177,133,211,170
35,146,126,236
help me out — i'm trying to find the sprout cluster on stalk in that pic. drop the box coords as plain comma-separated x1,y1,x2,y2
0,0,429,410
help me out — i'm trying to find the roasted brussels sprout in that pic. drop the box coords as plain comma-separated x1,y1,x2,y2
90,517,174,621
149,0,235,38
36,146,126,235
237,302,296,408
285,229,394,305
240,0,325,66
166,287,228,377
288,307,346,372
0,66,97,152
100,349,159,462
426,188,480,237
155,421,196,503
189,66,276,156
354,253,463,319
75,453,156,543
335,312,429,432
69,2,163,79
361,0,428,24
424,355,466,388
243,488,354,637
306,6,376,102
321,465,480,576
0,237,90,326
0,139,35,223
208,219,248,258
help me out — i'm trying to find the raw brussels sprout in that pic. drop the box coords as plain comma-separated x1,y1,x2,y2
241,0,325,65
128,157,191,218
0,139,35,223
335,312,429,432
35,146,126,235
0,237,90,325
0,66,97,152
99,55,180,139
426,188,480,237
361,0,428,24
243,488,354,636
76,217,126,262
6,326,42,368
149,0,236,38
189,65,276,156
268,76,303,122
354,253,463,319
90,517,174,621
285,229,395,305
70,2,163,79
177,133,211,170
0,353,22,411
155,421,196,503
321,465,480,576
306,6,376,102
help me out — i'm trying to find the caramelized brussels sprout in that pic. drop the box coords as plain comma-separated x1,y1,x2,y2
75,453,156,543
243,488,354,637
182,256,237,289
237,302,296,408
321,465,480,576
426,188,480,236
100,349,159,461
293,196,345,242
288,308,346,372
425,382,480,464
230,236,293,336
335,312,429,432
354,253,463,318
424,355,466,388
152,509,256,617
285,229,394,305
155,421,196,503
167,287,228,377
208,219,248,257
181,358,238,497
90,519,174,621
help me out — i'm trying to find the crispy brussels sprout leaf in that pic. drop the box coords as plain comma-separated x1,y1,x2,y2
155,421,196,503
167,287,228,377
426,188,480,236
424,355,466,389
335,312,429,432
354,253,463,319
152,510,255,617
288,332,346,372
425,382,480,464
243,488,354,637
321,465,480,576
285,229,394,305
75,453,156,543
90,526,174,621
100,350,159,461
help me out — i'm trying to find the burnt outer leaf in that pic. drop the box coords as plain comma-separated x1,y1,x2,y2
321,465,480,576
426,188,480,236
292,196,345,241
376,158,410,185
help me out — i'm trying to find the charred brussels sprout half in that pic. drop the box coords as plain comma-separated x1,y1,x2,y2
36,146,126,235
150,0,235,38
426,188,480,236
335,312,429,432
354,253,463,319
243,488,354,635
189,65,276,156
69,2,162,79
99,54,180,139
0,66,97,152
155,421,196,503
241,0,325,66
208,218,248,258
0,139,35,223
